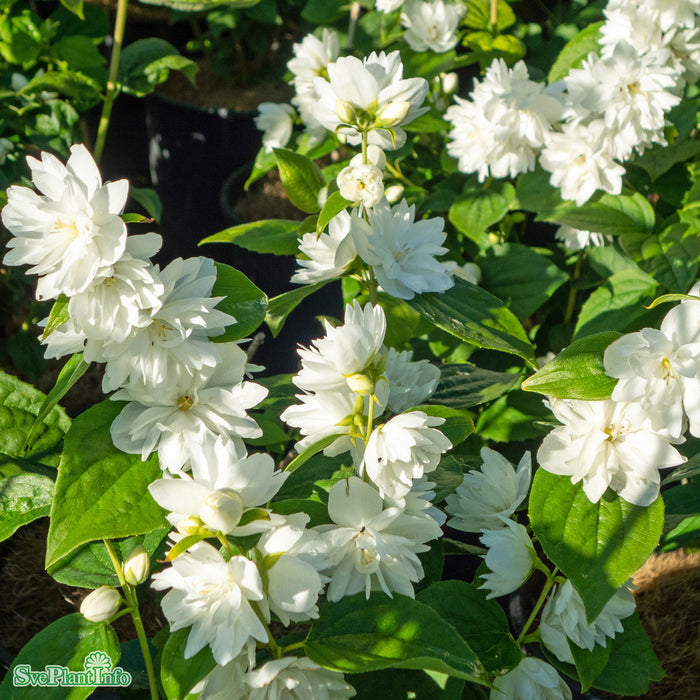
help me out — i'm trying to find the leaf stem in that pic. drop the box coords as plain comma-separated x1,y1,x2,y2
490,0,498,32
563,250,584,325
103,540,159,700
280,640,306,655
515,565,558,647
94,0,129,163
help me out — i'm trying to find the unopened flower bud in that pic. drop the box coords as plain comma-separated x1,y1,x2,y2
80,586,121,622
350,145,386,170
199,488,245,534
123,545,150,586
346,372,375,396
384,184,404,203
335,99,357,125
441,72,458,95
376,100,411,127
176,515,205,535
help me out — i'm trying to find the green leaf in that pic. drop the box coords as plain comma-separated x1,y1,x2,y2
548,22,602,82
160,628,216,700
45,400,167,572
265,281,328,337
347,668,468,700
463,32,526,67
284,434,341,475
275,453,351,501
573,269,658,339
118,38,197,96
130,186,162,222
464,0,515,30
0,614,120,700
270,498,331,527
201,219,300,256
475,391,554,442
449,182,515,246
20,70,102,110
0,473,53,541
48,529,168,588
24,353,88,450
478,244,568,320
430,364,521,409
632,137,700,182
418,580,521,676
529,470,665,620
412,405,474,447
317,191,352,235
41,294,70,340
521,331,620,400
430,455,466,502
0,370,71,468
59,0,84,19
589,613,665,695
273,148,326,214
407,278,536,367
305,593,490,684
570,638,611,692
211,262,267,341
301,0,345,23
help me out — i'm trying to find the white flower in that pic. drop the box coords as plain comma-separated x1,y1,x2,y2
537,398,686,506
80,586,121,622
2,144,128,300
540,580,636,664
479,517,536,599
383,475,446,526
336,163,384,207
446,448,531,532
376,0,405,11
194,651,251,700
383,346,440,413
254,102,296,153
101,256,234,391
451,261,481,285
555,225,606,251
401,0,466,54
564,44,681,160
110,343,267,473
350,198,454,300
316,476,442,601
490,657,572,700
292,210,357,285
539,121,625,206
151,542,268,665
362,411,451,499
312,51,429,150
67,232,164,353
246,657,356,700
148,435,286,535
445,59,564,180
604,311,700,439
256,513,328,626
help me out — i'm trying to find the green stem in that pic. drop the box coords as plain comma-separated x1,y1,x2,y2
216,532,235,560
563,250,584,325
93,0,129,163
361,129,368,165
253,604,281,658
280,640,306,655
489,0,498,32
103,540,159,700
366,267,378,305
515,566,558,647
384,161,415,188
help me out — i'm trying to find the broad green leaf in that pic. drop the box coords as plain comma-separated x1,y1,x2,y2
201,219,300,256
642,223,700,293
430,364,521,409
407,278,536,367
662,451,700,485
317,191,352,235
412,405,474,447
301,0,345,23
478,244,568,320
463,32,526,67
449,182,515,246
284,434,340,474
46,400,167,571
41,294,70,340
0,614,120,700
275,453,351,501
0,370,71,468
0,473,53,541
274,148,326,214
20,69,103,110
430,455,466,502
529,470,665,620
573,269,657,339
59,0,84,18
632,138,700,182
130,186,162,222
418,580,521,676
118,39,197,96
588,613,665,695
160,628,216,700
305,593,490,684
24,353,88,449
0,12,42,64
475,391,554,442
521,331,620,400
265,281,328,337
548,22,602,82
48,529,168,588
212,262,267,341
270,499,331,527
348,668,468,700
463,0,515,31
570,638,611,692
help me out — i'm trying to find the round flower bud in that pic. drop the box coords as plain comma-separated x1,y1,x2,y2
176,515,206,535
123,545,150,586
335,99,357,125
384,184,404,203
345,372,375,396
376,100,411,127
441,72,458,95
80,586,121,622
199,488,245,534
337,163,384,207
